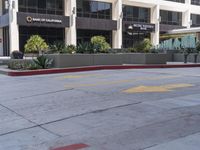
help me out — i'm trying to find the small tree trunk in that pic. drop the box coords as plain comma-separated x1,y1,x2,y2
184,54,188,64
194,54,198,63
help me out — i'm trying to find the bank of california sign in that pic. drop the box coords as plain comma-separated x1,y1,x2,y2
26,16,62,24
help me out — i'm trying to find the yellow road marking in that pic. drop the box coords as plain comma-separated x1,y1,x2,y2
56,74,104,79
65,79,130,88
123,84,194,93
64,75,182,88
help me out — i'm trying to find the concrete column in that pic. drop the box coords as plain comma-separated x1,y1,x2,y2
112,0,122,49
65,0,76,46
9,0,19,53
185,0,191,5
182,10,191,28
182,0,191,28
151,4,160,46
0,0,3,55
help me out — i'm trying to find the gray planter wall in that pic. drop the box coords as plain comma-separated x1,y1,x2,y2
46,53,167,68
173,54,200,63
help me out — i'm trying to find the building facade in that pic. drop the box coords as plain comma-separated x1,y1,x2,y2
0,0,200,55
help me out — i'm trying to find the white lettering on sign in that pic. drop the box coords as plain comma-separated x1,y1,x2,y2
133,24,154,30
26,16,62,24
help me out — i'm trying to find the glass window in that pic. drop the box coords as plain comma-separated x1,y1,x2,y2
165,0,185,3
38,0,46,9
19,0,26,8
46,0,55,9
77,29,112,45
18,0,64,15
123,5,150,23
191,14,200,27
27,0,37,8
160,10,182,26
77,0,112,20
56,0,63,10
123,32,150,48
191,0,200,5
91,1,98,18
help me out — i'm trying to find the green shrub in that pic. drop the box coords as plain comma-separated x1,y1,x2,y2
128,47,138,53
137,38,152,53
181,48,194,55
8,60,35,70
128,38,152,53
33,55,53,69
91,36,111,53
196,42,200,53
24,35,49,53
8,60,25,70
8,56,53,70
77,42,95,54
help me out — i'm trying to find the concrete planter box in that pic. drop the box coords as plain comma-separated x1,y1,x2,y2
46,53,167,68
24,53,38,57
173,53,200,63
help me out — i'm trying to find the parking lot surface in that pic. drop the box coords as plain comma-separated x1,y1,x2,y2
1,68,200,150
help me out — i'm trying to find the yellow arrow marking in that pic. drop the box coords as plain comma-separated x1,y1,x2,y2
123,84,194,93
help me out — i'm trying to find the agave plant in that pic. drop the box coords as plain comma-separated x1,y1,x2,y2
49,41,66,53
77,42,95,54
33,55,53,69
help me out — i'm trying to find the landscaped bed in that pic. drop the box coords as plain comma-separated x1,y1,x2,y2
8,35,169,70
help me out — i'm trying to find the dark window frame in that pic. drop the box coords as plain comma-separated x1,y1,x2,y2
18,0,64,15
123,5,151,23
164,0,185,3
191,14,200,27
160,10,182,26
77,0,112,20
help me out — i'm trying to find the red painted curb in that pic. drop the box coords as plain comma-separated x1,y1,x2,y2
5,64,200,76
52,143,89,150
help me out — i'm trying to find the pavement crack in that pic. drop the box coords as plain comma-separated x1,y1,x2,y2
40,102,142,126
0,103,62,138
140,144,158,150
91,102,142,114
14,88,74,100
141,130,200,150
0,101,141,138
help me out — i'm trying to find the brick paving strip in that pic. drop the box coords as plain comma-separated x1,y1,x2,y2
52,143,89,150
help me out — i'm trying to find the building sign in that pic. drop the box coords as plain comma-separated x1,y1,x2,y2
126,22,155,33
17,12,70,28
26,16,62,24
